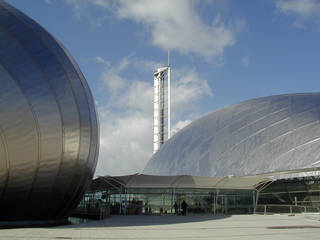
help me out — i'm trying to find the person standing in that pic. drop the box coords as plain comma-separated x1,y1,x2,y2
174,201,178,215
181,200,188,216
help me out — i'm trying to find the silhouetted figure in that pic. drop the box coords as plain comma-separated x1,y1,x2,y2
181,200,187,216
144,202,148,214
174,201,178,214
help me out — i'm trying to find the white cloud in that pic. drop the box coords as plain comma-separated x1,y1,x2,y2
101,71,126,96
117,81,153,112
44,0,53,4
64,0,110,25
64,0,88,18
95,58,154,176
64,0,245,60
94,56,212,176
116,0,245,60
99,57,129,96
242,55,250,68
96,109,153,176
95,56,110,66
275,0,320,27
65,0,109,11
276,0,320,17
90,0,109,8
171,68,213,118
132,59,164,73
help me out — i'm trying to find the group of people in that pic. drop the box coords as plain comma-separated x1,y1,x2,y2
174,200,188,216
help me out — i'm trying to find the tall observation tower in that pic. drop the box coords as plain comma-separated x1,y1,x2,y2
153,52,171,153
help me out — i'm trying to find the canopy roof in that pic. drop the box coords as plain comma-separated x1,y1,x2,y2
91,167,320,192
91,174,273,192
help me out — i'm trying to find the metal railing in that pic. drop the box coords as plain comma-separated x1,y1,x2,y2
255,204,319,215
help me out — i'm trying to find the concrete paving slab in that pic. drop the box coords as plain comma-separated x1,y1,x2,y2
0,214,319,240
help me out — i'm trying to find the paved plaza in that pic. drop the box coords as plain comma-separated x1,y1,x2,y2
0,214,320,240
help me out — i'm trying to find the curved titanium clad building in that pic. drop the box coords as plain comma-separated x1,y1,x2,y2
0,2,99,221
144,93,320,177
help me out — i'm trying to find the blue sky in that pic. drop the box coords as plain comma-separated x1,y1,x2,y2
7,0,320,176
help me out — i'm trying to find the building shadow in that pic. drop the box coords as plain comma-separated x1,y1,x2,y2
59,214,231,229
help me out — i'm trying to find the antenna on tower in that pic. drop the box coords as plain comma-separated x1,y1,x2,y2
168,49,170,67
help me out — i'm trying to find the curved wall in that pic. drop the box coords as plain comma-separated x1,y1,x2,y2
0,1,99,220
144,93,320,177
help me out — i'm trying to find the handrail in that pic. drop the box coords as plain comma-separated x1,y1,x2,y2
255,204,319,215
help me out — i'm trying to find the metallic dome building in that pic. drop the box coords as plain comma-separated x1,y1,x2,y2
0,1,99,221
144,93,320,177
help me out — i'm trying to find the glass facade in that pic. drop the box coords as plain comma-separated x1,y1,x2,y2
77,187,255,216
257,176,320,214
75,175,320,217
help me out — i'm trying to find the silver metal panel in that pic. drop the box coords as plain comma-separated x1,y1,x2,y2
0,1,99,221
0,64,39,199
0,28,63,199
144,93,320,178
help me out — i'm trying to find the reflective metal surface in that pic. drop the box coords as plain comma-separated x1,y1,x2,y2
0,1,99,221
144,93,320,177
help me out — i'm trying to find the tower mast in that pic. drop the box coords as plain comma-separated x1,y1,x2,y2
153,51,171,153
167,49,171,139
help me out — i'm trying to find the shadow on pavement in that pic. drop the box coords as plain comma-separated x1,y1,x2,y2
59,214,231,229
